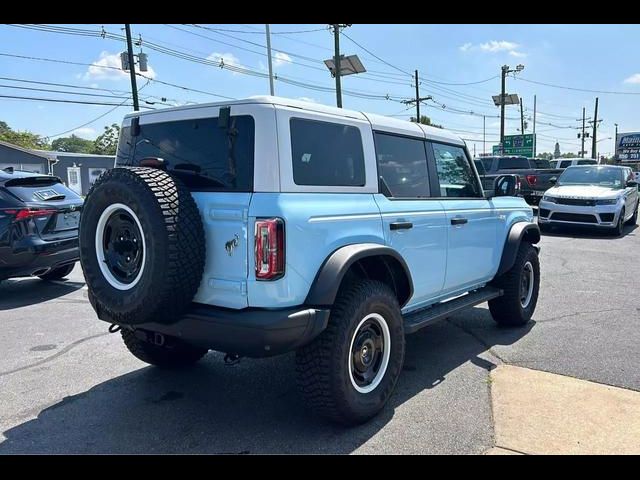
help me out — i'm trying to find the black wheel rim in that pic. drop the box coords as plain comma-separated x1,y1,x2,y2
350,318,385,389
102,209,144,285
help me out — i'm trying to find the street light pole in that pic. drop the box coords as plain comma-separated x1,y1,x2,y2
333,24,343,108
500,65,507,148
265,24,275,96
614,123,618,161
414,70,420,121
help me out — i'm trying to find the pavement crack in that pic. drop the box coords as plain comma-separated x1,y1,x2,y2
445,318,505,364
538,308,628,323
0,332,109,378
494,445,529,455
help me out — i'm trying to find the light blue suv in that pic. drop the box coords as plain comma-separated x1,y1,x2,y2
79,96,541,425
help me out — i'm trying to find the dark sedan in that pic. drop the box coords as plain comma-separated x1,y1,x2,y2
0,168,83,281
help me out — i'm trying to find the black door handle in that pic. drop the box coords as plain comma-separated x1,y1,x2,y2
390,221,413,231
451,217,468,225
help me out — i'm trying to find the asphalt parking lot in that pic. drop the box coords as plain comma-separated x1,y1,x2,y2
1,222,639,454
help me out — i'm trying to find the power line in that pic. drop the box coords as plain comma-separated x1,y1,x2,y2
516,76,640,96
0,93,152,108
340,31,413,77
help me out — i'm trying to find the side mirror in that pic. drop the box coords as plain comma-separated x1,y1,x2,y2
627,180,638,188
493,174,521,197
549,177,557,185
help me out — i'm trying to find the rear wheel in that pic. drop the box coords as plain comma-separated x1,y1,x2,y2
121,329,208,368
38,263,75,281
295,280,405,425
489,243,540,327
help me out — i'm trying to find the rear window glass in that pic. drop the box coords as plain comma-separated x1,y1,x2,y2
117,115,255,191
375,133,429,198
498,157,530,169
481,158,494,171
4,176,81,203
578,160,597,165
532,159,551,168
290,118,365,187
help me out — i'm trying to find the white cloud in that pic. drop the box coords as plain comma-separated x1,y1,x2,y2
72,127,96,139
82,51,156,81
460,40,526,58
207,52,243,74
623,73,640,84
273,52,292,66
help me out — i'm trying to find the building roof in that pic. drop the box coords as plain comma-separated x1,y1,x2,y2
33,150,115,159
124,95,465,146
0,140,52,161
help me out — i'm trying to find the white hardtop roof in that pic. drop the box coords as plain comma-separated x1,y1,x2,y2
124,95,465,146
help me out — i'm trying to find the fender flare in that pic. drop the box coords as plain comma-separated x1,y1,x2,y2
496,221,541,277
305,243,414,308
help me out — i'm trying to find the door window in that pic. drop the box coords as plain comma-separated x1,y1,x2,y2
431,143,481,198
374,132,429,198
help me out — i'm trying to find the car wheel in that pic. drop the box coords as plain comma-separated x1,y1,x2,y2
489,243,540,327
38,263,75,281
121,328,208,368
612,208,625,236
625,202,638,226
295,280,405,425
79,167,205,326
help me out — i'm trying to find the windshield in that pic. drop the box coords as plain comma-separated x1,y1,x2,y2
558,166,624,188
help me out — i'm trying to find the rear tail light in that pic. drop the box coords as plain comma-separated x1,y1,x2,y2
255,218,285,280
525,175,537,186
5,208,57,221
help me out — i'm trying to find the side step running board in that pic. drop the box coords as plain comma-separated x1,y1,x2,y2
403,286,503,334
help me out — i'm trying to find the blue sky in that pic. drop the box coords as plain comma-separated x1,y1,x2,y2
1,24,639,157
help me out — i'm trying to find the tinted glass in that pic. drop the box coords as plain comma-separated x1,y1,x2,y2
560,161,572,168
117,116,255,191
558,166,624,188
474,159,487,175
375,133,429,198
4,177,81,203
577,160,597,165
481,158,494,171
532,159,551,168
498,157,530,169
290,118,365,186
432,143,481,197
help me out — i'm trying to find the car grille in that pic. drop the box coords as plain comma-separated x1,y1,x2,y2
556,198,596,206
539,208,550,218
599,213,615,222
551,213,598,223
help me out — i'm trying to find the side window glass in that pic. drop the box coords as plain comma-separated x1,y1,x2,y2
560,161,571,168
374,132,429,198
431,143,481,198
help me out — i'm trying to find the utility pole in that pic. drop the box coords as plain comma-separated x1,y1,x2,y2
265,24,275,96
533,95,537,156
500,66,507,148
414,70,421,121
581,107,586,158
520,98,525,134
614,123,619,162
483,115,486,155
332,24,343,108
591,97,599,159
124,24,139,111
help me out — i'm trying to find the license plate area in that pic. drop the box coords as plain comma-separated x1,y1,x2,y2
55,211,80,231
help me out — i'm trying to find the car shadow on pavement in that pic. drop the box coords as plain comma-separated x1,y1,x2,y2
0,306,533,454
541,223,638,239
0,278,84,311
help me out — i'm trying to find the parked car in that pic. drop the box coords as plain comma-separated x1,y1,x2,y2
539,165,639,236
79,96,541,425
475,155,562,205
551,158,598,169
0,168,83,281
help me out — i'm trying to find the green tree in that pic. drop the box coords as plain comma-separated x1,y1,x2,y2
51,134,94,153
410,115,443,129
0,126,50,150
92,123,120,155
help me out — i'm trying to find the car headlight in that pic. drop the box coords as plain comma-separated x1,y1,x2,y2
596,198,618,205
542,195,557,203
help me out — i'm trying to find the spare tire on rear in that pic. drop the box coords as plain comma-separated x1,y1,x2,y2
79,167,205,326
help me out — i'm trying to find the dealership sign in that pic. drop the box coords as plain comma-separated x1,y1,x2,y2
616,132,640,162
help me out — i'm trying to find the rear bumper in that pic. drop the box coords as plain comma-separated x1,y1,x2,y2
113,303,331,358
0,236,79,279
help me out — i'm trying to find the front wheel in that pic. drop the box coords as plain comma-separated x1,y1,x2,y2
295,280,405,425
489,243,540,327
612,208,625,236
625,202,638,226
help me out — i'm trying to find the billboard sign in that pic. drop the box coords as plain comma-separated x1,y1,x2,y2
616,132,640,162
492,134,535,157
